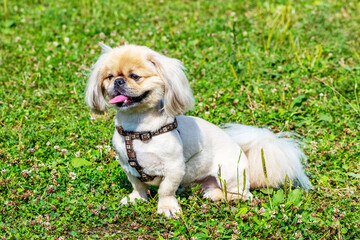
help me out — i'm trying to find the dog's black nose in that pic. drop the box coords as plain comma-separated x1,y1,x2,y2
114,78,126,87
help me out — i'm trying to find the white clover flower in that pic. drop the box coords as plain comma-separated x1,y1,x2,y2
310,141,318,150
42,221,50,227
64,37,69,43
99,32,106,39
68,172,76,180
329,147,335,154
231,234,239,239
61,149,68,156
110,30,117,37
36,215,43,223
294,232,302,238
27,148,35,153
270,210,277,215
257,207,266,215
51,169,57,175
91,209,99,215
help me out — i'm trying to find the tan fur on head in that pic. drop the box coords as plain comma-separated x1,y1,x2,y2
85,44,194,116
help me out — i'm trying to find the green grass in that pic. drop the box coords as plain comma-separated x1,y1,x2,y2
1,0,359,239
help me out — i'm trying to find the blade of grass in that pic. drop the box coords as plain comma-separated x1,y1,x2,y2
284,174,288,198
3,0,7,20
236,150,243,195
261,148,272,208
228,62,238,81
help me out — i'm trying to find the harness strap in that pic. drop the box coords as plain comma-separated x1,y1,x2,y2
116,119,178,182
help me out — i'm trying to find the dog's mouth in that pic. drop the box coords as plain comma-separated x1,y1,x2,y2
109,91,150,108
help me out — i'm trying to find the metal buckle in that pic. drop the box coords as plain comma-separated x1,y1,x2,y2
139,132,152,141
128,159,138,167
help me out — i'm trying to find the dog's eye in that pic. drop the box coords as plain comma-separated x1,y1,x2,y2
108,74,114,80
129,73,141,81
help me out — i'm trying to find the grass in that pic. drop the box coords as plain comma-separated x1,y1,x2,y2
0,0,359,239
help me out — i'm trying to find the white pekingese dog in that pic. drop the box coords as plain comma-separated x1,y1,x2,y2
85,44,313,218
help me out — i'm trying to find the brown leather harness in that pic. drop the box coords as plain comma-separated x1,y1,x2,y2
116,119,178,182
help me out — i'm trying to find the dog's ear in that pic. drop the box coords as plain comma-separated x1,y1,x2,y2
149,51,194,117
85,44,112,114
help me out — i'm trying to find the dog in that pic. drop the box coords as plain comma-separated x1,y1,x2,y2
85,44,313,218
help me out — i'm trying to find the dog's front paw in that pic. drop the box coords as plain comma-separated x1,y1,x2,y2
157,196,182,218
120,191,148,205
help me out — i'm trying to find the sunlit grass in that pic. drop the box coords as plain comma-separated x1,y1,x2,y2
0,0,359,239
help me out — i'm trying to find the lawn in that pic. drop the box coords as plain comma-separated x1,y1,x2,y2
0,0,359,239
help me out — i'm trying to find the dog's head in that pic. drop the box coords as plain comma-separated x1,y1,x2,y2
85,44,194,116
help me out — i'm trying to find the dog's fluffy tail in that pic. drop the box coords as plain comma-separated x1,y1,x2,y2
223,124,313,190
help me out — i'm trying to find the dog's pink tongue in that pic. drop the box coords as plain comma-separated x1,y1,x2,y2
109,95,129,104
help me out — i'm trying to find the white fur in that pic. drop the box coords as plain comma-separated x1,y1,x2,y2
148,51,195,117
85,51,110,113
223,124,313,190
86,44,313,218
